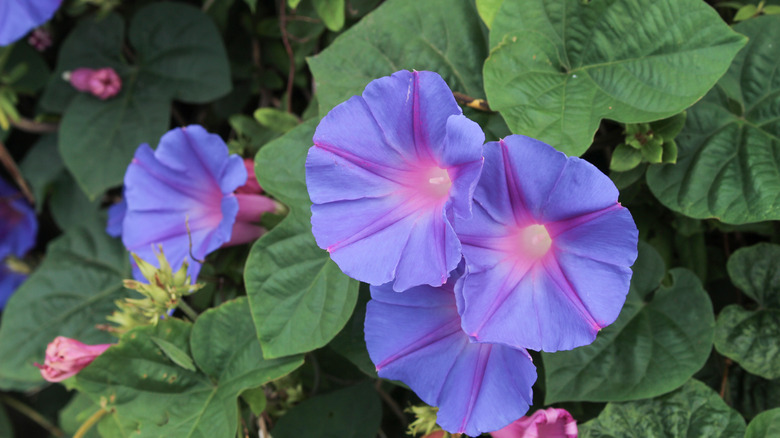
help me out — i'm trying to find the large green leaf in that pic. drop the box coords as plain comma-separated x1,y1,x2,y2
483,0,746,156
76,299,302,437
647,16,780,224
308,0,488,114
128,3,231,103
42,3,231,199
0,216,129,390
271,382,381,438
580,380,745,437
246,121,359,358
59,89,170,198
746,408,780,438
543,243,714,403
19,134,63,211
714,243,780,379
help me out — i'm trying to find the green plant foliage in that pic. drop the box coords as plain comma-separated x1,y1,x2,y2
245,120,359,358
254,107,301,133
483,0,746,156
0,216,129,390
270,382,382,437
543,243,714,403
0,404,11,438
75,299,303,437
746,408,780,437
475,0,503,28
41,3,231,199
647,16,780,224
313,0,345,31
714,243,780,379
308,0,488,114
580,379,746,437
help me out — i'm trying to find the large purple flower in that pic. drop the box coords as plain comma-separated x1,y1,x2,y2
0,177,37,308
306,70,484,292
365,270,536,436
455,135,638,352
0,0,61,46
122,125,246,282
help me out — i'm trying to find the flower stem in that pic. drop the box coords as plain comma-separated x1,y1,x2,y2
1,394,65,437
178,299,199,321
74,408,107,438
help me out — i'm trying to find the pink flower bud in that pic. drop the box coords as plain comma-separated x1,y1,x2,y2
491,408,578,438
27,28,52,52
34,336,111,382
235,158,263,195
65,67,122,100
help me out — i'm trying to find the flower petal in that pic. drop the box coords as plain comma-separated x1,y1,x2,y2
365,276,536,436
0,0,61,46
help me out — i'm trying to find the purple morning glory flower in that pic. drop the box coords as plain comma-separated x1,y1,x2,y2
122,125,246,282
0,0,62,46
454,135,638,352
105,197,126,238
0,177,37,309
306,70,484,292
365,269,536,436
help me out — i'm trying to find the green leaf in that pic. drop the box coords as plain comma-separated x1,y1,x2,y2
246,121,359,358
254,108,301,134
727,243,780,307
580,380,746,437
746,408,780,437
59,90,169,198
662,139,678,163
289,0,303,9
0,216,129,390
735,4,759,21
330,287,377,377
651,112,687,141
59,393,103,438
715,306,780,379
49,171,102,230
6,43,50,94
271,382,382,438
483,0,747,156
543,243,715,403
129,3,232,103
308,0,488,114
475,0,504,28
313,0,345,31
646,16,780,224
764,5,780,14
610,143,642,172
19,134,63,212
76,299,302,437
240,387,267,416
149,336,197,372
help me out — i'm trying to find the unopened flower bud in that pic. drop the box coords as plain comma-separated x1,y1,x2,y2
64,67,122,100
490,408,578,438
34,337,111,382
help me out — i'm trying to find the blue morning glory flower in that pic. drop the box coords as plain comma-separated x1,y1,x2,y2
365,268,536,436
454,135,639,352
306,70,484,292
0,0,62,46
0,177,37,308
121,125,246,282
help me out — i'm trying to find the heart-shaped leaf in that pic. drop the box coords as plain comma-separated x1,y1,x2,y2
747,408,780,438
647,16,780,224
484,0,746,156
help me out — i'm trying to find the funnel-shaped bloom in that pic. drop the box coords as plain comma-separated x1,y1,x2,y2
34,337,111,382
455,135,638,352
491,408,577,438
0,0,61,46
365,270,536,436
122,125,246,282
306,70,484,292
0,177,36,308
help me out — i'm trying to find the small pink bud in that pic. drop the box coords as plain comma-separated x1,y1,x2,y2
64,67,122,100
491,408,578,438
235,158,263,195
33,336,111,382
27,28,52,52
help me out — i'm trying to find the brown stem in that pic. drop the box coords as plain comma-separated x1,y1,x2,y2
279,0,295,114
452,91,492,112
0,139,34,204
719,357,732,400
10,117,58,134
